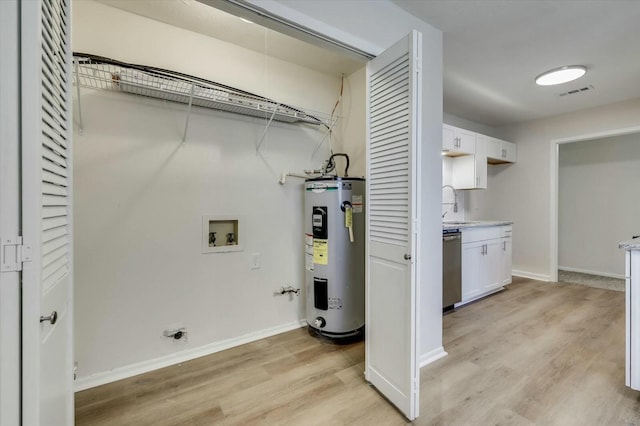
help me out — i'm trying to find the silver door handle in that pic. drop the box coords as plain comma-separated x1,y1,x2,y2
40,311,57,325
404,254,411,260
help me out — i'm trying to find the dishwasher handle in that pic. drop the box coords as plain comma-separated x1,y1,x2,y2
443,235,461,241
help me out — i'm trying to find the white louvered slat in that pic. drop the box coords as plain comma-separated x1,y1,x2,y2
42,182,67,196
43,266,67,292
42,226,67,244
42,170,66,186
42,244,68,270
42,158,67,178
42,206,67,218
43,123,68,150
42,131,67,155
42,216,68,230
42,147,67,167
42,194,68,206
42,234,69,256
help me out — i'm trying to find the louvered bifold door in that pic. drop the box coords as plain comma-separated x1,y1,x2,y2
21,0,74,424
365,31,422,421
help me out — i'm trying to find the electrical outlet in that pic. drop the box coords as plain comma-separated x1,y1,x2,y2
251,252,261,269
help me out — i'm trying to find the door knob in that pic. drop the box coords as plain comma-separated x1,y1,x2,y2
404,254,411,260
40,311,57,325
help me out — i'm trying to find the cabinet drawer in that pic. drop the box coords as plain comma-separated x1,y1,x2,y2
501,225,512,238
462,226,500,244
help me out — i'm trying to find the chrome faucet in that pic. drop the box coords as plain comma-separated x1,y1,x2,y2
442,185,458,213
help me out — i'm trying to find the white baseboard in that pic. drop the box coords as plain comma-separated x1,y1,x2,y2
419,346,447,368
512,269,551,282
75,319,307,392
558,266,625,280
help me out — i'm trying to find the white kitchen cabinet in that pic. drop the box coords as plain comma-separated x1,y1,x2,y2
487,137,517,164
500,225,512,285
443,124,476,155
451,134,487,189
623,244,640,390
459,225,511,305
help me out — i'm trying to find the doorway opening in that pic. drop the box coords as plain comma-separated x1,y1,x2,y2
550,125,640,285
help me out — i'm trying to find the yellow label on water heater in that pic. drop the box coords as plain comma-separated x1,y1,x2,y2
345,208,353,228
313,239,328,265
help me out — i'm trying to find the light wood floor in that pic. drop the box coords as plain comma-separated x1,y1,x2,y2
76,278,640,425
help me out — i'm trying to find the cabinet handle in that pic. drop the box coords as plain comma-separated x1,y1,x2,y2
503,241,506,251
502,148,506,158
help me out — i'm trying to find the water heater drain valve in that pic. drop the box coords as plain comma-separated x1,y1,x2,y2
314,317,326,328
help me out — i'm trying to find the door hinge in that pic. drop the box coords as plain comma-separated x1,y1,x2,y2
414,57,422,72
1,236,32,272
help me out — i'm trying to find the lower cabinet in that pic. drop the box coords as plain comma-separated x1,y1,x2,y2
625,248,640,390
460,225,512,305
500,235,512,286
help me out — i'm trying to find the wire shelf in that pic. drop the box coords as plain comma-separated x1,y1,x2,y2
72,53,332,126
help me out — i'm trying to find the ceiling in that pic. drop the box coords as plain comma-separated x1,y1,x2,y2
394,0,640,126
92,0,366,76
92,0,640,127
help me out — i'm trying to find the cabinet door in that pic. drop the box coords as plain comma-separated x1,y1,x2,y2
462,241,485,301
455,128,476,154
483,240,502,292
500,237,512,285
502,141,517,163
451,152,487,190
475,135,487,189
451,156,475,189
486,137,502,159
442,124,455,151
442,124,475,155
487,138,517,164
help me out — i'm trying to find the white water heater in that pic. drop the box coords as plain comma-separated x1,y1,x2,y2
304,177,365,340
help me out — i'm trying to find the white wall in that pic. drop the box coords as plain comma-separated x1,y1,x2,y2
467,97,640,280
248,0,445,362
341,68,366,178
558,133,640,278
444,112,497,138
73,1,346,387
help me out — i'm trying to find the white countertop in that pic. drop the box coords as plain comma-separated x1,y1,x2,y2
443,220,513,230
620,239,640,250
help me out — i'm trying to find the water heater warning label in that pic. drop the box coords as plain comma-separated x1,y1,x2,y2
313,239,328,265
352,195,363,213
305,234,314,272
328,297,343,309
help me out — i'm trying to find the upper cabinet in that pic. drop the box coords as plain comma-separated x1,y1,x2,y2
442,125,516,190
443,124,476,156
487,137,517,164
451,134,487,189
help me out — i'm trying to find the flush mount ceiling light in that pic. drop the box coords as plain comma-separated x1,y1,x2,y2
535,65,587,86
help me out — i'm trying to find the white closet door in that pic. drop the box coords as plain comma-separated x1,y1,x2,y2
21,0,74,424
0,1,21,424
365,30,422,420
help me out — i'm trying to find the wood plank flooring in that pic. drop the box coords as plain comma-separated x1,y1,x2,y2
76,277,640,425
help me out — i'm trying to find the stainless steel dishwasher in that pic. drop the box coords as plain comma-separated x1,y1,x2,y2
443,228,462,310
